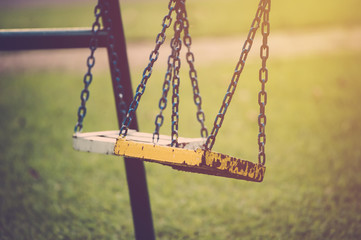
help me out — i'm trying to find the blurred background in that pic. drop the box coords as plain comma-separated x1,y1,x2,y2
1,0,361,239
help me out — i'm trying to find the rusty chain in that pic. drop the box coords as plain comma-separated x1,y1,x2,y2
169,1,184,147
120,0,206,147
153,0,208,143
120,0,177,137
205,0,270,166
258,0,270,165
74,1,102,132
102,0,128,123
152,54,173,143
75,0,128,133
181,1,208,139
152,1,177,143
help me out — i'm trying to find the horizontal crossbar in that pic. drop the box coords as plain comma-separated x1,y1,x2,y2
0,28,108,50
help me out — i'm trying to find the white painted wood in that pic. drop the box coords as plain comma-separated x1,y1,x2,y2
73,130,206,155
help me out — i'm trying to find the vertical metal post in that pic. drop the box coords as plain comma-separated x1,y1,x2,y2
101,0,156,239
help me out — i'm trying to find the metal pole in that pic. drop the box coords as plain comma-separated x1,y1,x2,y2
0,28,108,50
101,1,156,239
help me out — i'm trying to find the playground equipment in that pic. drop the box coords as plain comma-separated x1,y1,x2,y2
0,0,270,239
73,0,270,182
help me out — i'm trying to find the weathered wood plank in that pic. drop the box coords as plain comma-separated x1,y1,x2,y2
73,130,206,155
73,130,265,182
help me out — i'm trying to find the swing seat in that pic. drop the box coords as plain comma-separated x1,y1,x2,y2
73,130,266,182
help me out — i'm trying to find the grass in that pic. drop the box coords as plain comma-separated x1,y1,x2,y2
1,0,361,239
1,51,361,239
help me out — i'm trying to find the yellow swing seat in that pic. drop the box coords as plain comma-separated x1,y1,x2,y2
73,130,265,182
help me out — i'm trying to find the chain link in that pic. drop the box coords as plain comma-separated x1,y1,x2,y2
74,1,102,133
153,51,173,142
169,1,184,147
102,1,128,123
181,2,208,138
74,0,128,133
258,0,270,165
153,0,208,143
120,0,177,137
205,0,270,164
152,2,177,143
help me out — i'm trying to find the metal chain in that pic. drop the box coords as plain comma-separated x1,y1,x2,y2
153,0,208,142
258,0,270,165
170,1,184,147
102,0,128,123
153,51,173,142
74,1,102,133
152,1,177,143
205,0,268,152
103,1,127,123
181,1,208,138
120,0,177,137
74,0,128,133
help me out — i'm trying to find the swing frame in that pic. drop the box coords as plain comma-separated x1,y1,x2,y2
0,0,270,238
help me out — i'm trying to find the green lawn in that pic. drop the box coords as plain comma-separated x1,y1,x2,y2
1,51,361,239
1,0,361,239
